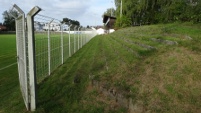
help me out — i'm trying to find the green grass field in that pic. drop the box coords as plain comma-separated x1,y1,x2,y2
35,32,86,82
0,34,22,112
0,34,17,69
0,33,91,112
1,23,201,113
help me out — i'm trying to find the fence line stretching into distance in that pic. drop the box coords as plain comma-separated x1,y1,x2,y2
11,4,97,111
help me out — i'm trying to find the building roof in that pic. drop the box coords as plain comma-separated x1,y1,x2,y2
0,25,7,31
103,15,116,23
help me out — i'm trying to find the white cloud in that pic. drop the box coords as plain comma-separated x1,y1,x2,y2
0,0,115,26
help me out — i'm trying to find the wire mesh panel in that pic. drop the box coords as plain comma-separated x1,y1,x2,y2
63,30,70,61
12,4,97,111
50,31,62,73
73,30,79,54
33,14,97,83
12,5,29,110
34,15,65,83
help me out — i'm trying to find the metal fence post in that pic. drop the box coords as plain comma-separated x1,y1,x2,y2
27,6,41,111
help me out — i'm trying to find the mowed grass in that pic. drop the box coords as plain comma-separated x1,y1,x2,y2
87,23,200,112
35,23,201,113
1,23,201,113
35,32,87,82
0,34,17,69
0,33,93,113
0,34,25,112
107,23,201,112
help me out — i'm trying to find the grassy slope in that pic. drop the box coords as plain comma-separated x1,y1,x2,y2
35,22,201,113
101,23,201,112
1,23,201,113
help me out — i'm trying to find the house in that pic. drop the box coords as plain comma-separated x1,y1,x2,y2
103,15,116,33
34,22,44,31
96,28,104,35
0,25,7,31
43,22,61,31
34,22,69,31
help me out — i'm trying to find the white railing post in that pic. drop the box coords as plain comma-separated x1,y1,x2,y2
80,28,83,48
69,24,72,57
84,28,86,45
27,6,41,111
74,26,77,53
78,26,81,50
82,28,85,46
61,23,64,64
48,19,54,75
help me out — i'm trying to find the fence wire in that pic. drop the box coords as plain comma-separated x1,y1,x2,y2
13,4,97,111
12,5,29,110
34,14,97,83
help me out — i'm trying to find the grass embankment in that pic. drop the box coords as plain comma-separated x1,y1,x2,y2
105,23,201,112
1,23,201,113
94,23,200,112
36,23,201,113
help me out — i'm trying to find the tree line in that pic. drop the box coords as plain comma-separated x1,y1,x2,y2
1,10,80,31
1,10,18,31
62,18,80,26
114,0,201,27
62,18,80,30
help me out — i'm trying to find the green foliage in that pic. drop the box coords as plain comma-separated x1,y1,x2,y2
62,17,80,30
2,10,18,31
121,15,132,27
115,15,132,28
103,8,116,17
114,0,201,27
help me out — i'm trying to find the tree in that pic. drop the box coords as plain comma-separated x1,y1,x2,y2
62,18,80,26
2,10,18,31
113,0,201,28
103,8,116,17
62,18,80,30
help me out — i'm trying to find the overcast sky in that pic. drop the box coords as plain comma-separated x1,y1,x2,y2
0,0,115,26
